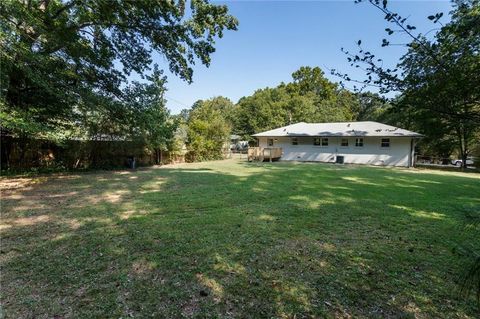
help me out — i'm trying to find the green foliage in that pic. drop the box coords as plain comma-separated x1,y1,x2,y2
187,97,233,161
341,0,480,165
397,0,480,162
233,67,360,138
289,66,337,99
0,0,238,139
170,122,189,157
355,92,390,121
121,69,177,155
234,87,293,138
0,137,152,171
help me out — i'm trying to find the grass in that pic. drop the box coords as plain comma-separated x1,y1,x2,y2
1,159,479,318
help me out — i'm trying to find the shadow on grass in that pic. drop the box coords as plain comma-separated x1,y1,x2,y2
1,161,479,318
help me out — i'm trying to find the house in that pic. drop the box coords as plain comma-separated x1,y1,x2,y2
252,121,423,167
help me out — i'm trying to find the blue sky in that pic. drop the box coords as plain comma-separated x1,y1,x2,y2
152,0,453,113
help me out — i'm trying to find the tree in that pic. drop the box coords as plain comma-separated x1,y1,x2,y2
289,66,337,99
354,92,389,121
287,66,358,122
234,87,291,138
397,0,479,165
121,69,177,164
234,66,359,138
336,0,480,302
195,95,236,126
186,97,232,161
0,0,238,138
334,0,480,168
170,122,189,159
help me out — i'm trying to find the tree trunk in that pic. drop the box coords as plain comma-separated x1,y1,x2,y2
18,136,29,169
456,126,467,171
1,136,12,170
461,130,469,170
155,149,160,165
461,149,468,170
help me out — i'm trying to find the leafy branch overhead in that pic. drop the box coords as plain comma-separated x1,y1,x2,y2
0,0,238,138
332,0,479,171
334,0,476,92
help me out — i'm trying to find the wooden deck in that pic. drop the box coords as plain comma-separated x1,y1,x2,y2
247,147,282,162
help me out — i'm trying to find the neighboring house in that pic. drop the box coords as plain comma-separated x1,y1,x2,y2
230,134,249,151
252,121,423,167
230,134,241,150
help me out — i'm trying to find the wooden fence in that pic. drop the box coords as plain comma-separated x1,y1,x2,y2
0,136,185,171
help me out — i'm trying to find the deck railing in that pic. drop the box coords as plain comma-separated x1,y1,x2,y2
247,147,282,162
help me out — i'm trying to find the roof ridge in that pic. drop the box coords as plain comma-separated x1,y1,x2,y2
300,121,381,124
252,121,422,137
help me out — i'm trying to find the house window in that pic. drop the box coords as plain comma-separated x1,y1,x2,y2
341,138,349,147
267,138,274,147
381,138,390,148
355,138,364,147
313,138,321,146
321,138,328,147
291,137,298,145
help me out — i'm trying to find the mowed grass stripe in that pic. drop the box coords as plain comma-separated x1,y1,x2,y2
1,159,479,318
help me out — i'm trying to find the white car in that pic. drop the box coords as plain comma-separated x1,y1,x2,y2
451,158,474,166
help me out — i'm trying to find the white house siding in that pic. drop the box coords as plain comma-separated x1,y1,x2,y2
257,136,413,167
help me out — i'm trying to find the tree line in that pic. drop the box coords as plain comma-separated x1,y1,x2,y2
0,0,237,164
1,0,477,165
179,0,480,165
176,67,393,161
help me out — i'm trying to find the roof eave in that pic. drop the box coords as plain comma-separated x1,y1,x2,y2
252,134,423,138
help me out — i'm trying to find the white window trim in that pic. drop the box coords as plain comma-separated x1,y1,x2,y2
381,138,390,148
320,138,329,147
355,138,364,147
340,138,349,148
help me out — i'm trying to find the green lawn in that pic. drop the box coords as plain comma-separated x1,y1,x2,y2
1,159,479,318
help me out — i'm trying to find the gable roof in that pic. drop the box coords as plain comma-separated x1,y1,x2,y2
252,121,422,138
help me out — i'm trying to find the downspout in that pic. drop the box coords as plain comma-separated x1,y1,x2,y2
409,138,416,168
335,136,339,163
